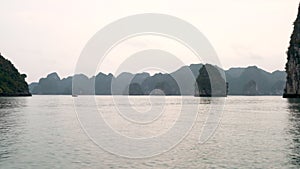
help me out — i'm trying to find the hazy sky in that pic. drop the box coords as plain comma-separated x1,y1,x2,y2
0,0,299,82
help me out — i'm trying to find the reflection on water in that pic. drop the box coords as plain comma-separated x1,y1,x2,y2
287,99,300,167
0,97,28,162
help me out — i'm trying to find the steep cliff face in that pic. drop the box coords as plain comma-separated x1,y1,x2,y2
195,64,227,97
284,4,300,98
0,53,31,96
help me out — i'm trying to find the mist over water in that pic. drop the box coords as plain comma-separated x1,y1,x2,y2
0,96,299,168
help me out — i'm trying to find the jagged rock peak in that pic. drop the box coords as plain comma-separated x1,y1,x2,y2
47,72,60,80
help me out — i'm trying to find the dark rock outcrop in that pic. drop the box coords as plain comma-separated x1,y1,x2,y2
284,3,300,98
0,53,31,96
195,64,227,97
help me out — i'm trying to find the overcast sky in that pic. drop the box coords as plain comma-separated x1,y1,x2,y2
0,0,299,82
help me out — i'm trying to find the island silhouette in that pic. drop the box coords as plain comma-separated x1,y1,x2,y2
29,64,286,96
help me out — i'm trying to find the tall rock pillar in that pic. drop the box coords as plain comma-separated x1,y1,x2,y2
284,4,300,98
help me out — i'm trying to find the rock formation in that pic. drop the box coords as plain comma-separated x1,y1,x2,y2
284,4,300,98
195,64,227,97
128,83,144,95
30,65,286,96
243,80,258,95
0,53,31,96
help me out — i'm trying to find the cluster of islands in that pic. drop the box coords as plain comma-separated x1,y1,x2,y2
29,64,285,96
0,52,286,97
3,4,300,97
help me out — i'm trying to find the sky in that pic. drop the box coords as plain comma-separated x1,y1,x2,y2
0,0,299,82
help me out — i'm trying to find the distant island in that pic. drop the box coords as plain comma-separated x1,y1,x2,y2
0,53,31,96
29,64,286,96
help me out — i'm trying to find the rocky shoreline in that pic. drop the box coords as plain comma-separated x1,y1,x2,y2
0,93,32,97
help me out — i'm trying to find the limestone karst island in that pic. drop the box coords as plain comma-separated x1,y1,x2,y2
0,53,31,96
284,4,300,98
3,1,300,169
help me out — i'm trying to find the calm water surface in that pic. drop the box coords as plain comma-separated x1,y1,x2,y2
0,96,300,168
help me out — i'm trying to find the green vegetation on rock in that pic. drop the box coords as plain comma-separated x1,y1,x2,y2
0,53,31,96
